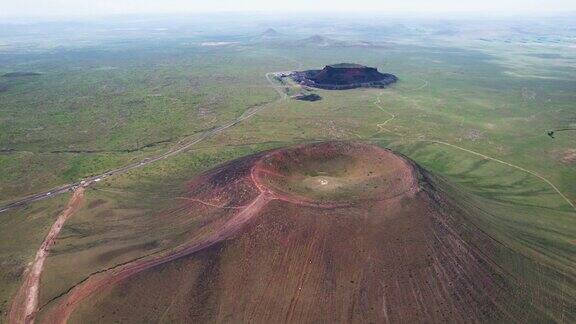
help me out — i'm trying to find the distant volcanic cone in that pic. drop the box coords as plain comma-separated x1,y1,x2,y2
41,142,558,323
291,63,398,90
260,28,282,38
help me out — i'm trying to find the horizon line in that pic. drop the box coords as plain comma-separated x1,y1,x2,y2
1,9,576,21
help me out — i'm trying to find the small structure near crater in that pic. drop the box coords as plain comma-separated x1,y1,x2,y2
291,63,397,90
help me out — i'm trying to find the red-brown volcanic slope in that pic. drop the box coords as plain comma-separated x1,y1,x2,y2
40,142,533,323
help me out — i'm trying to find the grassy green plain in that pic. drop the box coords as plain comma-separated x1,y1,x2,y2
0,16,575,322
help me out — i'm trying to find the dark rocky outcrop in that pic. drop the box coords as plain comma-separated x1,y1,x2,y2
291,63,397,90
2,72,41,78
294,93,322,101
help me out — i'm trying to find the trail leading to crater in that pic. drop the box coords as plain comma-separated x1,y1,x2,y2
8,187,85,324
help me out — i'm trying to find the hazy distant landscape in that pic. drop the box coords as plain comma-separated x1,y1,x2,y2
1,9,575,323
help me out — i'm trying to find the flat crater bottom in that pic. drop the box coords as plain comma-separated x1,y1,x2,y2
252,141,417,204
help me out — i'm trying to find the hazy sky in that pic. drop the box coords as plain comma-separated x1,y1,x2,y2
1,0,575,18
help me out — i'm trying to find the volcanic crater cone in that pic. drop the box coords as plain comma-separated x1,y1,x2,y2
291,63,398,90
43,142,548,323
253,142,417,205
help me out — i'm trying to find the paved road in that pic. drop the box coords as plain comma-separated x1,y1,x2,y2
0,72,290,214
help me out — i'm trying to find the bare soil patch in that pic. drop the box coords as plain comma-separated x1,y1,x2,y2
560,149,576,164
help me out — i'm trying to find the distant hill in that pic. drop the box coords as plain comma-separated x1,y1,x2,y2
260,28,282,38
252,28,286,44
295,35,379,48
257,34,380,48
296,35,345,47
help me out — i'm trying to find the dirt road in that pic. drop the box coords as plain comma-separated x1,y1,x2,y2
1,69,292,324
8,187,85,324
42,191,272,324
37,142,400,323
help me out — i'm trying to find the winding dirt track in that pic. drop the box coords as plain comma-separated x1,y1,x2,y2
43,192,273,324
40,143,400,323
8,187,85,324
371,86,576,211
